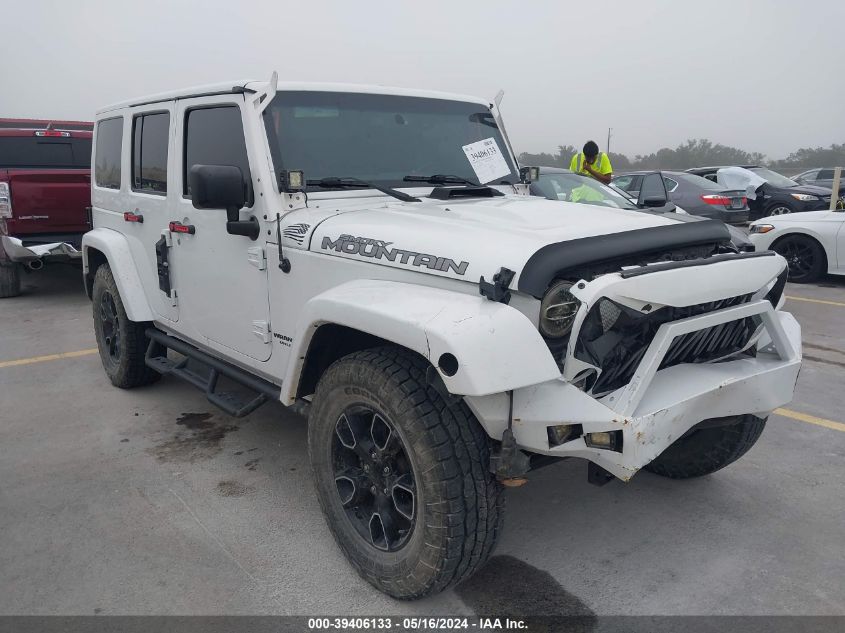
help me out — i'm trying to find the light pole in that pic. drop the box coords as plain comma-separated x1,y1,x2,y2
607,127,612,155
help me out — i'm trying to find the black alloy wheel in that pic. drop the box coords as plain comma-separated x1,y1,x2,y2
98,290,122,364
332,406,416,552
772,235,825,283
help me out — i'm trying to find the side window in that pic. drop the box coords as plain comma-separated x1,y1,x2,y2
817,169,835,180
184,106,252,205
663,177,679,192
132,112,169,193
94,117,123,189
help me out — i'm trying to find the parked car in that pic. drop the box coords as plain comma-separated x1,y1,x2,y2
531,167,754,251
749,209,845,282
84,77,801,599
687,165,832,219
613,170,749,225
0,118,92,297
793,167,845,197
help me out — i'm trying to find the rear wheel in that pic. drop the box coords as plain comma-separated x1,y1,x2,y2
308,346,505,599
92,264,160,388
644,415,767,479
0,262,21,298
771,234,826,283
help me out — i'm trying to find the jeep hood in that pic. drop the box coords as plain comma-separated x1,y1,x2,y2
307,195,731,297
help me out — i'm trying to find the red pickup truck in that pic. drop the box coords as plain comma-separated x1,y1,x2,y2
0,118,93,297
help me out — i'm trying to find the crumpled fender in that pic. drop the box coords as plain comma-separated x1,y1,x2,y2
282,279,560,401
82,228,153,322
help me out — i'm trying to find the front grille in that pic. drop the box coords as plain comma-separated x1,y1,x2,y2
574,294,757,396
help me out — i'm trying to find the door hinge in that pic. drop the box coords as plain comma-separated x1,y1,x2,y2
252,320,271,343
247,246,266,270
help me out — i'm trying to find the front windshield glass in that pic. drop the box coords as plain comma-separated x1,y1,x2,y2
263,91,518,192
535,172,637,209
749,167,799,188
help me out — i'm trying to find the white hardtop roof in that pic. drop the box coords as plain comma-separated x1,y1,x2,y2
97,79,491,115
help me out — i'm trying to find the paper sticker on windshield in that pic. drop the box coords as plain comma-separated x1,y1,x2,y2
462,138,510,184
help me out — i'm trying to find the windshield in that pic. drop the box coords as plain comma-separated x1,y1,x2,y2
263,91,518,192
534,172,637,209
748,167,799,188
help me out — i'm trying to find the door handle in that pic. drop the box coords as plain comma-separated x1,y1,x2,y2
123,212,144,223
169,221,196,235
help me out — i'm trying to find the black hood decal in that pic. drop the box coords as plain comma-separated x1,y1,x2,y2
517,220,731,298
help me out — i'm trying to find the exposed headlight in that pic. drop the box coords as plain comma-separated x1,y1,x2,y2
790,193,819,201
539,280,581,338
750,224,775,234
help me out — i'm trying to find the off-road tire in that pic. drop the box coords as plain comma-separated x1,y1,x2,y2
308,346,505,599
92,264,160,388
0,262,21,298
644,415,767,479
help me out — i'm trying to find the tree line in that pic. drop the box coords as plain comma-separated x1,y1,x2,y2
518,140,845,172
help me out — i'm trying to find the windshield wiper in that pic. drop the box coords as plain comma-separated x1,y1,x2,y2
403,174,482,186
307,177,420,202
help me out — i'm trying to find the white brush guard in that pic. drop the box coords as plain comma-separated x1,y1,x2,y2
466,254,802,481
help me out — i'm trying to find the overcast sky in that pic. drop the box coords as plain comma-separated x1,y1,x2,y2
2,0,842,159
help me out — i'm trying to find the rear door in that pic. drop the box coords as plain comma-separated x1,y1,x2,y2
0,134,92,236
167,97,272,362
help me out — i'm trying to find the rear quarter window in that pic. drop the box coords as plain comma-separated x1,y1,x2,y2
95,117,123,189
0,136,91,168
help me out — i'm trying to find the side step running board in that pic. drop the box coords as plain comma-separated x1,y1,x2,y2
144,328,281,418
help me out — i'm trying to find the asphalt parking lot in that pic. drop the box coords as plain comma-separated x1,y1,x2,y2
1,265,844,617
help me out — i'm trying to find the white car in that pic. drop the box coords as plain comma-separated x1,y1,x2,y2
83,76,802,599
749,210,845,282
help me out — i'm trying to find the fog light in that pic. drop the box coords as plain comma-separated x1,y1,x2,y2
584,430,623,452
547,423,583,447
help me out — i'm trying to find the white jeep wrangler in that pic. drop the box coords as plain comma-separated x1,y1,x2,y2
83,76,802,599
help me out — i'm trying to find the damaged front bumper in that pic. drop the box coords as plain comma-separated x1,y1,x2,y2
0,235,81,269
466,253,802,481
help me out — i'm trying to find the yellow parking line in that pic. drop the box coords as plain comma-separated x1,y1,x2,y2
785,295,845,308
775,408,845,433
0,348,98,369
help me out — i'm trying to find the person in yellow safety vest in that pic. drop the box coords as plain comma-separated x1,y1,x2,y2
569,140,613,185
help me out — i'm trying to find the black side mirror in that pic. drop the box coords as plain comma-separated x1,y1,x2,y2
188,164,259,240
189,164,246,210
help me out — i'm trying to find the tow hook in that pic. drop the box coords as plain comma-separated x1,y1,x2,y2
490,428,531,487
489,390,531,486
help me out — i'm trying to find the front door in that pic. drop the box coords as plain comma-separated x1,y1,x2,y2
167,97,272,362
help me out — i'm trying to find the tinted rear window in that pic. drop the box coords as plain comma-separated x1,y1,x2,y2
132,112,169,193
95,118,123,189
673,172,724,191
0,137,91,168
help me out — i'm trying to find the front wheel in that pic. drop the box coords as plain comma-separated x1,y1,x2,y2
771,234,826,283
644,414,767,479
92,264,160,388
308,347,505,599
767,204,793,216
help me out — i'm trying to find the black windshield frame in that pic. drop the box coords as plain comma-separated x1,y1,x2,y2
262,91,518,193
